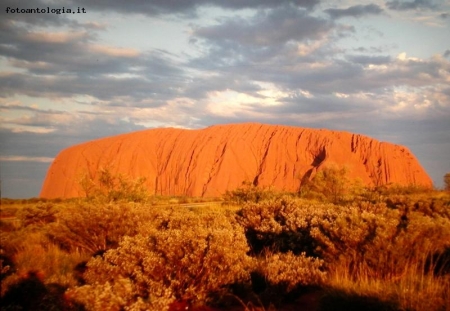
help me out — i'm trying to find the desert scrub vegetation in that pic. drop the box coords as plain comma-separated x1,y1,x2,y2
1,179,450,310
237,193,450,310
300,165,351,204
78,166,149,202
67,207,254,310
254,251,326,292
223,181,285,205
47,202,154,253
0,202,92,293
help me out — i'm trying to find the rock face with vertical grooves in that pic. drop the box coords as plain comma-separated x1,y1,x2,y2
40,123,432,198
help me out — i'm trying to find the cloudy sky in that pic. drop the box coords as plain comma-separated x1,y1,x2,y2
1,0,449,198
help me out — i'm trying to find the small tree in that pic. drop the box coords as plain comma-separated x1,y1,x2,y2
223,181,278,204
78,167,149,202
444,172,450,192
79,172,96,199
301,164,352,204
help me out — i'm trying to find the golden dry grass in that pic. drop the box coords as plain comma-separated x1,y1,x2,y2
1,187,449,311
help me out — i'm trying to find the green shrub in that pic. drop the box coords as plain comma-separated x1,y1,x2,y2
68,208,253,310
374,183,434,196
256,251,325,291
237,196,334,257
300,164,364,204
237,195,450,310
223,181,281,205
238,196,450,279
16,203,57,227
0,227,90,294
385,193,450,218
48,202,150,254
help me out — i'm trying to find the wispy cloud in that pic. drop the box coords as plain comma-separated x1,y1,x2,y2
325,4,384,19
0,156,54,163
88,45,141,57
386,0,440,11
194,6,332,47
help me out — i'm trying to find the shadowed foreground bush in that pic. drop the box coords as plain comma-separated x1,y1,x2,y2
67,208,253,310
1,271,85,311
237,195,450,310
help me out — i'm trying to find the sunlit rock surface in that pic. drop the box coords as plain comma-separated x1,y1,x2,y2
40,123,432,198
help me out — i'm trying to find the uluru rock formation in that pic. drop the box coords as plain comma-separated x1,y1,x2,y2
40,123,432,198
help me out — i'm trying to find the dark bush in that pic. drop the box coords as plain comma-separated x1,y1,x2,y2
1,271,85,311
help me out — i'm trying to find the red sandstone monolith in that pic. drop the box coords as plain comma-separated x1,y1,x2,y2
40,123,432,198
